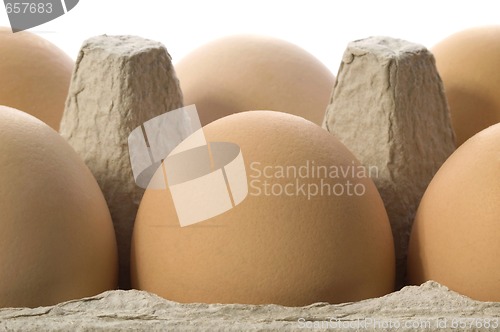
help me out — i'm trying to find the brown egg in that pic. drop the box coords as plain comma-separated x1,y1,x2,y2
131,111,395,306
0,106,118,308
432,25,500,146
0,27,73,130
408,123,500,301
174,35,335,126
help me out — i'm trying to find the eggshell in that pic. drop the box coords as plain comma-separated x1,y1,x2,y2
131,111,395,306
0,27,73,130
432,26,500,145
174,35,335,126
0,106,118,308
407,123,500,301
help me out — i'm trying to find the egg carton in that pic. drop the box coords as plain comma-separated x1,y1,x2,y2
2,281,500,331
5,33,493,331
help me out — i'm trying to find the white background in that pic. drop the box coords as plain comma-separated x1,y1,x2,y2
0,0,499,74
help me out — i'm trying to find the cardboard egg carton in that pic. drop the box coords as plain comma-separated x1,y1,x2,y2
59,35,184,289
2,281,499,331
1,35,496,331
323,36,456,288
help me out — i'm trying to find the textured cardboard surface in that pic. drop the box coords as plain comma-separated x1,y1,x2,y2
1,282,499,331
59,35,183,289
323,37,456,288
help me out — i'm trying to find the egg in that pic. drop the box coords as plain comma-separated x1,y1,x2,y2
174,35,335,126
407,123,500,301
432,25,500,146
0,27,73,130
0,106,118,308
131,111,395,306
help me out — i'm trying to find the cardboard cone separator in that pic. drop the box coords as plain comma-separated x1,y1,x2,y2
59,35,183,289
323,36,456,289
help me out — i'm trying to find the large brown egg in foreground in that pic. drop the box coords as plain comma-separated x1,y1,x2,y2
131,111,395,306
408,123,500,301
0,106,118,308
0,27,73,130
174,35,335,126
432,26,500,146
